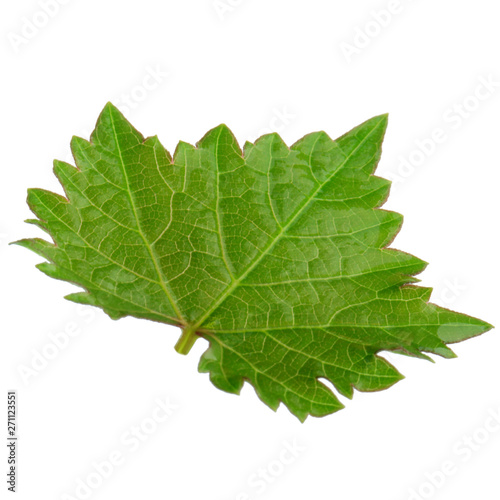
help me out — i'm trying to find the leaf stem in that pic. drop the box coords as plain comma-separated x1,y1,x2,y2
175,327,199,355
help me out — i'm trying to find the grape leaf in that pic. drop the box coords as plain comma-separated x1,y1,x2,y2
16,103,492,421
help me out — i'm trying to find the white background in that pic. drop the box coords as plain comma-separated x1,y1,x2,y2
1,1,499,499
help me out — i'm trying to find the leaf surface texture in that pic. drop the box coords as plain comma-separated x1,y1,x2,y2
18,104,492,420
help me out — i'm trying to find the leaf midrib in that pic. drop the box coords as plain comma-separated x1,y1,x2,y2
188,117,386,334
108,107,185,324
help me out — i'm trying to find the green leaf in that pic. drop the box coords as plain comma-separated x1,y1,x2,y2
16,103,492,421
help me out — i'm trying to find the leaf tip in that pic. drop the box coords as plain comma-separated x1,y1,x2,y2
103,101,121,115
365,112,389,138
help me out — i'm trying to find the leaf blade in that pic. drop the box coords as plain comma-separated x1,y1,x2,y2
17,104,493,420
